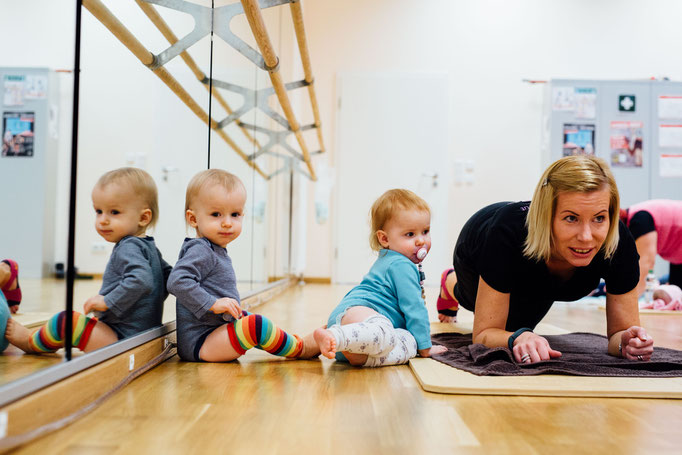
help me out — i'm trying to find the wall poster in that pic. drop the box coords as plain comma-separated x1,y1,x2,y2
2,111,35,157
3,75,25,106
562,123,595,156
610,121,643,167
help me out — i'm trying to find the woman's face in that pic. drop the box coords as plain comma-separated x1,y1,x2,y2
550,187,611,269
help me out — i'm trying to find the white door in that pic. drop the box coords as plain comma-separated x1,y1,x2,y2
334,72,450,286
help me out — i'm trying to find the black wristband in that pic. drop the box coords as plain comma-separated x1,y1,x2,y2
507,327,533,351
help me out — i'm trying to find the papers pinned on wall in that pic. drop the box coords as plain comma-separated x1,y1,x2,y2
610,121,643,167
658,96,682,119
658,124,682,148
24,75,48,100
562,123,595,156
660,154,682,177
3,75,24,106
575,88,597,119
552,87,575,111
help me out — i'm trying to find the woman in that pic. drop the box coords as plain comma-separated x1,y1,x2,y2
436,155,654,364
620,199,682,294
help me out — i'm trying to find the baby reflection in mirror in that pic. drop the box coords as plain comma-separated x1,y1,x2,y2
5,168,171,354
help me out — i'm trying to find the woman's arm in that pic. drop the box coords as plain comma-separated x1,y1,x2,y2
605,287,654,360
473,276,562,363
472,276,512,347
634,231,657,297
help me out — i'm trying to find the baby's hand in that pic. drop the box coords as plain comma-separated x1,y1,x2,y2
210,297,242,319
418,345,447,357
84,295,108,314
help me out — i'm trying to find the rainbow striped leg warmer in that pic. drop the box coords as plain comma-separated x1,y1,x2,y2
226,313,303,358
28,311,98,353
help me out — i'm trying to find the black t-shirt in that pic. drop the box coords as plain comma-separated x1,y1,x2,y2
627,210,656,240
452,201,640,330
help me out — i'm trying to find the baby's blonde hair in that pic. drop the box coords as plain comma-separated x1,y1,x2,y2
185,169,246,214
524,155,620,262
369,189,430,251
95,167,159,229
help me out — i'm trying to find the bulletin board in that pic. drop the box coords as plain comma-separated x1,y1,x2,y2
0,67,60,277
545,79,682,207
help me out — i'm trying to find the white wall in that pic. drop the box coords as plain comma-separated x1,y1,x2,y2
5,0,682,281
298,0,682,280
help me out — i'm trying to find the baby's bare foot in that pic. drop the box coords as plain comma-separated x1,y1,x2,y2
297,332,322,359
5,318,35,353
313,328,337,359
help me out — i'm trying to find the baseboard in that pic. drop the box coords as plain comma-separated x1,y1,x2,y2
267,276,331,284
301,277,331,284
243,277,297,310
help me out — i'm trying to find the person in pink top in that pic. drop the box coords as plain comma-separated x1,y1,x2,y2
620,199,682,294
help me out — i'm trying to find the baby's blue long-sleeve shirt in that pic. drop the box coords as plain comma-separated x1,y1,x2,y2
327,249,432,350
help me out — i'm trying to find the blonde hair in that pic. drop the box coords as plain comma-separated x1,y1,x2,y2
95,167,159,229
523,155,620,262
369,189,430,251
185,169,246,213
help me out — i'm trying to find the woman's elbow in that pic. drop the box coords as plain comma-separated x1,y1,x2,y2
472,330,486,345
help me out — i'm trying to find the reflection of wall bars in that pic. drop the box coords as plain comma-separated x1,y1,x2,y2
83,0,325,180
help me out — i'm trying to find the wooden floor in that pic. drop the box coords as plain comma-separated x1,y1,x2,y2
10,284,682,454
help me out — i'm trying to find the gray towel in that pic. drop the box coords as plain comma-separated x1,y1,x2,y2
431,332,682,377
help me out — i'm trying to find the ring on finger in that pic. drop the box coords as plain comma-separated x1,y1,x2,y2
637,355,643,361
521,353,531,363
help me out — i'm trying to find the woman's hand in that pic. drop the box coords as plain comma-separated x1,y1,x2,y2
512,331,562,364
210,297,242,319
620,326,654,361
418,345,448,357
84,295,108,314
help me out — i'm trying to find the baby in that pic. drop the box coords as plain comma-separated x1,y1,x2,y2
168,169,318,362
640,284,682,311
314,189,446,367
6,167,170,353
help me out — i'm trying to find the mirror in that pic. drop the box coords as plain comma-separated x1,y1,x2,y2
0,1,77,384
1,0,294,389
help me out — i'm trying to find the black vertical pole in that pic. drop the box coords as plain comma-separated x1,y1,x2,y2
288,167,293,273
207,0,214,169
65,0,83,361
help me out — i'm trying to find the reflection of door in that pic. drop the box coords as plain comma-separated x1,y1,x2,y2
334,72,450,285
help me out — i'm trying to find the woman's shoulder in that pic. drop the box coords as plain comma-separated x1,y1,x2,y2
482,201,529,237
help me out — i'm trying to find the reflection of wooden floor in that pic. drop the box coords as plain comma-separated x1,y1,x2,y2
12,284,682,453
1,278,178,388
0,346,62,386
